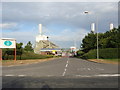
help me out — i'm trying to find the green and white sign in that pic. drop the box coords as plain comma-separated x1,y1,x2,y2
4,41,12,46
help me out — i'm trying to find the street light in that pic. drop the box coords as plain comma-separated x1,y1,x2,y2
84,11,89,14
84,11,99,60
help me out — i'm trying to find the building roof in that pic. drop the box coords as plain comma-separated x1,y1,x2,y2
40,48,62,51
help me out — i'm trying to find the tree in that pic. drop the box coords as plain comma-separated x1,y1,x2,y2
16,42,23,59
81,26,119,53
16,42,23,50
81,32,96,52
2,42,23,60
24,41,33,52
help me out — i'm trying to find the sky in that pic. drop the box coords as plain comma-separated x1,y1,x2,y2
0,1,118,48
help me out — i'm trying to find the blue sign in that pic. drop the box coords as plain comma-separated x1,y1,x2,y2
4,41,12,46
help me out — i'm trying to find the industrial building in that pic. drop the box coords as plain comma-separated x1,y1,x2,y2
34,24,60,55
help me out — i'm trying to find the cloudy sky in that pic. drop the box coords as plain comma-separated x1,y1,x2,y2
0,1,118,48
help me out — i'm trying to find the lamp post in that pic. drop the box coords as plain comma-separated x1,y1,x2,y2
84,11,99,60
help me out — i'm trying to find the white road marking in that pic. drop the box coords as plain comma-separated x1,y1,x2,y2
76,74,120,77
76,75,92,77
77,68,87,71
95,74,120,77
62,71,66,76
65,64,68,67
87,68,91,70
96,68,104,70
67,61,68,63
5,74,15,76
47,75,54,77
62,57,70,76
18,75,26,77
64,68,67,71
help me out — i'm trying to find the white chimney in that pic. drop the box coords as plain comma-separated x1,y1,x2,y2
39,24,42,35
110,23,114,30
91,23,95,32
36,24,48,42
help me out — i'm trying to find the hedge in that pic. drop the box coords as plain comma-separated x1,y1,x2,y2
80,48,119,59
2,51,53,60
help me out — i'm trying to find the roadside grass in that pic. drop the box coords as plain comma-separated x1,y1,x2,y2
101,59,120,62
87,58,119,64
2,58,58,66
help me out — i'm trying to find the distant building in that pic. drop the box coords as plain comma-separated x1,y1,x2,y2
34,24,59,54
70,46,76,52
40,48,62,55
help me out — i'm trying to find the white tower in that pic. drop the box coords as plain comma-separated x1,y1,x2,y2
110,23,114,30
91,23,95,33
39,24,42,35
36,24,48,42
34,24,59,54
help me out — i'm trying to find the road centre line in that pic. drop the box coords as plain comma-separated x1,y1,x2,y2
87,68,91,70
62,58,70,76
62,71,66,76
65,64,68,67
67,61,68,64
64,68,67,72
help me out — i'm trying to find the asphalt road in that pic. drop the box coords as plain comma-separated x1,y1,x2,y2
2,57,119,89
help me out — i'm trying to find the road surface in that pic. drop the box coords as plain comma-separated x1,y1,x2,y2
2,57,119,89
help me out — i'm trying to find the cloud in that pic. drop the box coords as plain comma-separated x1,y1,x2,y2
2,31,36,46
0,23,17,29
49,28,89,42
1,2,118,48
2,2,118,33
1,0,119,2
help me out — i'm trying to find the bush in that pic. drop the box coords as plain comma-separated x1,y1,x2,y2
21,51,53,60
80,48,118,59
76,50,85,56
2,50,53,60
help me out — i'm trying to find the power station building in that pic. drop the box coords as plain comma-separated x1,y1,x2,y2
34,24,60,55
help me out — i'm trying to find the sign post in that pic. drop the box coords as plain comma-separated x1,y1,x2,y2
0,49,2,60
0,38,16,61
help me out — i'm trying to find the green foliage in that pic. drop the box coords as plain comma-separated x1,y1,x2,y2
2,50,53,60
24,41,33,52
80,48,118,59
82,32,96,52
2,42,23,60
76,50,85,56
16,42,23,50
2,41,54,60
81,26,120,53
18,51,53,60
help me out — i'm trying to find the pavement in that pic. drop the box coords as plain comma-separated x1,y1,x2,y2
2,57,119,89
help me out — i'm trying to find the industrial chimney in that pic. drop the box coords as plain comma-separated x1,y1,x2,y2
36,24,48,42
39,24,42,35
110,23,114,30
91,23,95,33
